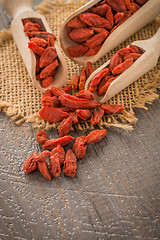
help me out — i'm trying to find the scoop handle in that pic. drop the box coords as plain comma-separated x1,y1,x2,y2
150,27,160,56
0,0,33,19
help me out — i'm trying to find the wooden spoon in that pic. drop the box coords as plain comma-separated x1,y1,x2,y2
60,0,160,65
1,0,68,93
85,28,160,103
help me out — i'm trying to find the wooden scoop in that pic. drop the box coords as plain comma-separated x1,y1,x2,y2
60,0,160,65
1,0,68,93
85,28,160,103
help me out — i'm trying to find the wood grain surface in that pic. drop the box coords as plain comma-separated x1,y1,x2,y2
0,1,160,239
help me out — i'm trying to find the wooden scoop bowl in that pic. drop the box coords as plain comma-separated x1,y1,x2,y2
60,0,160,65
85,28,160,103
1,0,68,93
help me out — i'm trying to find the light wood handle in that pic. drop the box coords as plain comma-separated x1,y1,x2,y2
0,0,33,18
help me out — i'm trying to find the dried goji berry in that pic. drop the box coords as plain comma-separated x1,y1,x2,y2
40,47,58,68
85,129,107,144
130,3,140,13
51,86,66,97
124,53,141,61
41,96,60,107
69,75,79,90
47,35,55,47
39,106,69,123
92,4,109,17
67,44,89,58
75,89,95,100
51,144,65,165
112,58,133,75
23,153,38,174
89,68,110,89
24,22,40,32
69,28,94,43
116,11,132,27
91,108,104,125
85,61,94,79
80,13,111,29
85,31,108,49
109,53,123,71
76,109,92,120
62,85,73,94
59,94,100,109
35,55,40,75
101,104,125,113
59,116,73,137
33,151,50,162
41,76,55,88
73,136,87,159
36,129,49,144
106,0,126,13
79,67,86,91
27,31,56,40
37,161,52,180
30,37,47,48
84,45,102,57
123,0,131,10
114,12,125,24
49,153,61,177
40,59,59,79
67,16,87,28
106,7,114,29
42,135,74,150
63,149,77,177
68,112,79,124
28,41,45,56
117,47,135,57
134,0,147,6
98,76,117,96
129,44,143,54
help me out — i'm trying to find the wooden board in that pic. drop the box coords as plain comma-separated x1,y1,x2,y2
0,1,160,239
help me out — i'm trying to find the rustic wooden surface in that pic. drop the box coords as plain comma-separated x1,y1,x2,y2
0,1,160,239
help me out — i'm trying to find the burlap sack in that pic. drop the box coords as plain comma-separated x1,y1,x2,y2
0,0,160,131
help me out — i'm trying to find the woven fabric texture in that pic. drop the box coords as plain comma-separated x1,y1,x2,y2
0,0,160,130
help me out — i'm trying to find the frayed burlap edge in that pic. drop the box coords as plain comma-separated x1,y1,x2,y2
0,0,159,131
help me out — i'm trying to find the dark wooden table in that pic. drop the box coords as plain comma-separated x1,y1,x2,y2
0,1,160,239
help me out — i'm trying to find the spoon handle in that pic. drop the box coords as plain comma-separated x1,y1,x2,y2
149,28,160,57
0,0,33,18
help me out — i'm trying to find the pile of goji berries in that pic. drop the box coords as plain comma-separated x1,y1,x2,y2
23,128,107,179
66,0,148,57
22,18,58,88
88,44,143,95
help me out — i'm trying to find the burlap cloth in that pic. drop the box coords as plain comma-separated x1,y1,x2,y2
0,0,160,131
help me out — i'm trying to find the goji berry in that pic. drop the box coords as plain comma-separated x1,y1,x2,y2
98,76,117,96
24,22,40,32
39,106,69,123
79,67,86,91
106,0,126,13
67,16,87,28
37,161,52,180
51,144,65,165
117,47,135,57
62,85,73,94
106,7,114,29
85,129,107,144
109,53,123,71
33,151,50,162
75,89,95,100
134,0,147,5
59,94,100,109
101,104,125,113
84,45,102,57
47,35,55,47
41,76,55,88
69,75,79,90
69,28,94,43
41,96,60,107
112,58,133,75
23,153,38,174
63,149,77,177
124,53,141,61
68,112,79,124
85,31,108,49
51,86,66,97
73,136,87,159
36,129,49,144
89,68,110,89
80,13,111,29
40,47,58,68
59,116,73,137
42,135,74,150
28,41,45,56
130,3,140,13
35,55,40,75
76,109,92,120
92,4,110,17
114,12,125,24
86,61,94,79
91,108,104,125
49,153,61,177
129,44,143,54
40,60,58,79
30,37,47,48
67,44,89,58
